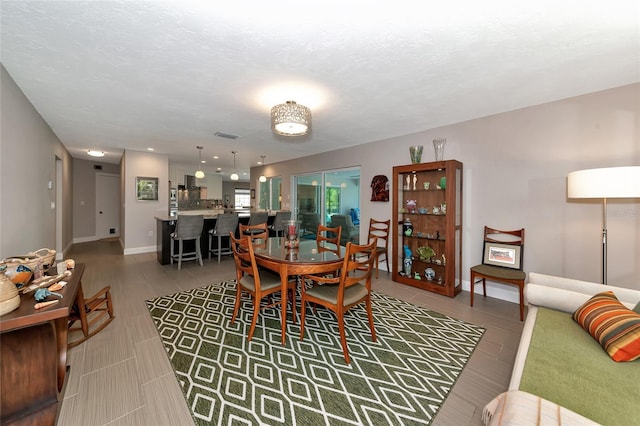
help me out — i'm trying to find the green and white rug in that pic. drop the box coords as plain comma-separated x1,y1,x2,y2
147,281,484,425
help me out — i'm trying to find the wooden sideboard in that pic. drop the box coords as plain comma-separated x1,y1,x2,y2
0,263,85,425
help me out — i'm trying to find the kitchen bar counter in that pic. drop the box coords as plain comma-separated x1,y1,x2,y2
155,213,275,265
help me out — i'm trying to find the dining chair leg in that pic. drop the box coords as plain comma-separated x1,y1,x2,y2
217,235,222,264
337,310,350,364
170,239,174,265
247,295,260,341
366,297,377,341
178,240,183,270
375,256,379,279
208,234,212,260
299,300,307,340
230,286,242,324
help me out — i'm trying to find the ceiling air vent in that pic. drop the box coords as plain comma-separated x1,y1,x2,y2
94,165,103,170
214,131,239,140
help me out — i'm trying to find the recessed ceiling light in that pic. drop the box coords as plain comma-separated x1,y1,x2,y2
213,156,219,159
87,150,104,157
147,147,155,151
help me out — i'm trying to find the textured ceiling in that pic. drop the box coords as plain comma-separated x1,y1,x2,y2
1,1,638,179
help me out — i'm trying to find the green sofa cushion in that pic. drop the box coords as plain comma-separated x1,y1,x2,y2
519,307,640,425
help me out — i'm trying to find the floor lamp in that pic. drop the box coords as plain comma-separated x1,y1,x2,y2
567,166,640,284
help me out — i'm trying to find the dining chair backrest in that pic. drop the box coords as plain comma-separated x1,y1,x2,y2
247,211,269,226
174,215,204,240
317,224,341,257
230,234,259,283
367,218,391,278
339,239,377,295
240,222,268,241
213,213,239,236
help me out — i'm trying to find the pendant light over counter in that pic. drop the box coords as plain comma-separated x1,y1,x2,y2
230,151,239,181
195,146,205,179
259,155,267,183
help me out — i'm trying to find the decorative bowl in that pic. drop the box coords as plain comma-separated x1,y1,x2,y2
417,207,428,214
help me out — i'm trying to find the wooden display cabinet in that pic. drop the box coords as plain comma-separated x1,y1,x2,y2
392,160,463,297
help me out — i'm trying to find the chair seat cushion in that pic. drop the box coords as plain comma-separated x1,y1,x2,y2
306,283,368,306
471,264,525,281
239,270,281,292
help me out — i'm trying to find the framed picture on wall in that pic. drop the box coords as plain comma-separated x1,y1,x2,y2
136,177,159,201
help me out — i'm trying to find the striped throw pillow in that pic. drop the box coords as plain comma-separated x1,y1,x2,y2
572,291,640,362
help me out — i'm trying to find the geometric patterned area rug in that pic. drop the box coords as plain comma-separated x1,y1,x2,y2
146,281,485,425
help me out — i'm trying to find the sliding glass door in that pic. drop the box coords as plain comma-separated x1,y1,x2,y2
293,168,360,234
258,176,282,211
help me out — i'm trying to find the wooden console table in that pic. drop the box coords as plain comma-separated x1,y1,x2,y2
0,263,85,426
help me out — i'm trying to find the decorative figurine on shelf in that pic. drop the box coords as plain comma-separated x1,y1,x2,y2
412,174,417,190
414,272,421,280
405,175,411,190
439,176,446,190
403,245,413,276
441,202,447,214
423,182,430,190
432,206,440,214
424,267,436,280
416,246,435,261
442,254,446,266
406,200,417,213
403,217,413,236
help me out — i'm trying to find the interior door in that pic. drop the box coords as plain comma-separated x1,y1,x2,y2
293,173,322,222
96,173,120,239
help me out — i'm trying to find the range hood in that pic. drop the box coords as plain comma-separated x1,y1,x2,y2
184,175,196,188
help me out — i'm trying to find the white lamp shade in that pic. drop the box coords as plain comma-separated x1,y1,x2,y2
567,166,640,199
230,173,239,181
195,170,205,179
259,175,267,182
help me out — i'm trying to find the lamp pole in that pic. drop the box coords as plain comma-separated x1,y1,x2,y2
602,198,607,285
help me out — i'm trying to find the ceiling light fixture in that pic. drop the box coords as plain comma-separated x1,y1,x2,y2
87,150,104,157
259,155,267,183
271,100,311,136
230,151,239,181
195,146,205,179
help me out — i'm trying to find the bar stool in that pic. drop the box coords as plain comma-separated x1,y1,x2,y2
209,213,239,263
268,211,291,237
243,212,268,238
170,215,204,270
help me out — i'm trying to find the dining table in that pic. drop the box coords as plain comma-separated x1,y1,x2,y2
252,237,343,344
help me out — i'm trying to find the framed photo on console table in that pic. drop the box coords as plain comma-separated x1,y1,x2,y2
483,242,522,269
136,177,159,201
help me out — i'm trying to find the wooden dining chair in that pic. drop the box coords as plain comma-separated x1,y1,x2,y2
317,224,342,257
230,234,297,341
368,218,390,278
470,227,526,320
239,222,268,242
68,284,114,348
299,239,377,364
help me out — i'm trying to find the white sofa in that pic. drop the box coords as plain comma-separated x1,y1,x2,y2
483,273,640,425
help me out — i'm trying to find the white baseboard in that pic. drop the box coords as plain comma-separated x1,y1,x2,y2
124,245,156,255
73,235,97,244
462,280,520,304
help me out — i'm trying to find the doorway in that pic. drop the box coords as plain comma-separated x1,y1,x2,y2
96,173,120,239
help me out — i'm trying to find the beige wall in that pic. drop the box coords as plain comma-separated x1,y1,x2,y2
122,150,169,254
72,159,120,241
252,84,640,295
0,65,74,258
